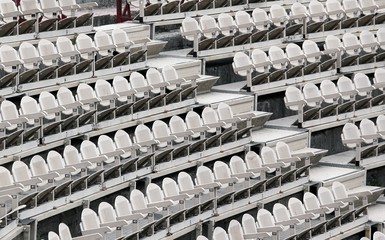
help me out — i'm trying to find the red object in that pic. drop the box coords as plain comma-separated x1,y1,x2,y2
116,0,132,23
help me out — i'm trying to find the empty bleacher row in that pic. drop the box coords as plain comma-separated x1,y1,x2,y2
284,71,385,128
180,0,385,57
232,30,385,94
362,231,385,240
341,115,385,167
132,0,313,25
0,28,151,96
0,104,266,230
0,66,202,157
0,0,96,42
0,0,384,239
42,141,325,240
195,179,383,240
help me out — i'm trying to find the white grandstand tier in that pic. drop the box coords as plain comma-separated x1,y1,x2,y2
175,1,385,59
1,0,385,239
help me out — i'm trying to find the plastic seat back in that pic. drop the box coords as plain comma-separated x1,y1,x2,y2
286,43,304,66
251,49,269,73
47,150,66,181
114,130,133,158
320,80,340,104
332,181,350,208
94,31,113,56
228,220,244,240
111,28,131,53
213,161,231,182
81,208,100,231
98,135,116,163
58,223,75,240
343,33,361,55
200,15,219,39
272,203,291,230
181,17,201,41
162,177,180,198
95,79,114,107
12,161,33,191
76,83,97,111
130,189,147,211
309,0,327,22
343,0,361,18
30,155,49,186
185,111,203,138
245,151,262,177
337,76,357,101
76,34,96,59
161,65,179,90
303,83,322,107
57,37,77,63
285,86,304,111
218,13,236,36
270,4,288,26
152,120,171,148
213,227,229,240
146,68,165,94
342,122,361,148
326,0,344,20
257,209,276,230
0,166,14,188
63,145,82,174
261,146,280,172
57,87,76,115
288,197,306,224
318,187,336,214
235,11,253,33
269,46,287,69
252,8,269,31
38,39,59,66
20,96,41,125
360,30,377,53
98,202,117,225
302,40,320,63
242,213,258,235
114,195,133,219
233,52,252,76
178,171,195,192
303,192,321,219
196,165,215,186
130,72,148,98
146,183,165,204
39,91,58,120
112,75,131,102
19,42,40,70
353,73,372,96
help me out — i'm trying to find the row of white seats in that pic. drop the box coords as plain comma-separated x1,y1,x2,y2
180,8,302,52
0,0,96,37
233,41,337,87
0,67,196,149
233,29,385,85
284,71,385,124
77,144,313,240
290,0,385,31
341,116,385,161
140,0,253,17
0,137,308,224
0,105,255,213
198,181,377,240
0,29,147,87
362,231,385,240
48,222,102,240
181,0,385,53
